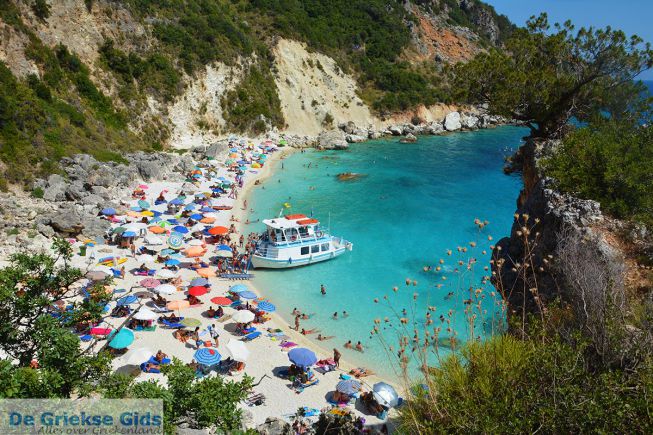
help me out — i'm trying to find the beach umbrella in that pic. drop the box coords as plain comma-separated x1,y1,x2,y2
136,254,156,264
225,341,250,362
165,259,181,267
372,382,399,408
140,278,160,288
181,317,201,328
86,270,109,281
144,235,163,245
156,269,177,279
185,246,205,258
216,244,232,252
215,249,233,258
184,204,196,211
141,211,154,217
251,162,261,169
148,226,166,234
336,379,362,395
239,291,257,300
210,296,232,306
126,347,154,365
232,310,254,324
190,278,209,287
167,232,185,250
196,268,216,278
160,248,176,256
169,198,184,206
230,284,249,294
188,286,208,296
91,265,114,274
101,208,117,216
189,223,204,233
208,226,229,236
188,239,204,246
117,295,138,306
288,348,317,368
154,284,176,295
194,348,221,366
173,225,189,234
166,300,190,311
138,200,150,210
108,328,134,349
257,301,276,312
123,231,137,238
133,307,158,321
200,217,216,224
112,226,127,234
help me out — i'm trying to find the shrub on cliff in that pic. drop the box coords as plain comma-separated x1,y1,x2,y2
544,118,653,226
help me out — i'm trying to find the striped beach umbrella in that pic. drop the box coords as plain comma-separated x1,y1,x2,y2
117,295,138,306
336,379,362,395
239,291,257,300
229,284,249,294
140,278,160,289
194,348,221,366
167,232,184,250
257,301,276,312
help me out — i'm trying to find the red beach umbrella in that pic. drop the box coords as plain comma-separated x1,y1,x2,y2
188,286,208,296
210,296,233,306
208,226,229,236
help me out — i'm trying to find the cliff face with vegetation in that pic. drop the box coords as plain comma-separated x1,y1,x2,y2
0,0,512,184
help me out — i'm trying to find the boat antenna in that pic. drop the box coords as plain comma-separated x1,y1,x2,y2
278,208,283,218
328,212,331,233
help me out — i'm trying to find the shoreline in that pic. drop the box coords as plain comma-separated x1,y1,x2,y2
232,148,393,390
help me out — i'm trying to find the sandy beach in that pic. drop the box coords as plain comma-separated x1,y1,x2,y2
66,140,395,429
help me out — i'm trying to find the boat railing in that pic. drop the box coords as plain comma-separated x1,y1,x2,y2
256,244,279,259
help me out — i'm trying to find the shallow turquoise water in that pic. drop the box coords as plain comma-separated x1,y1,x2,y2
246,126,527,378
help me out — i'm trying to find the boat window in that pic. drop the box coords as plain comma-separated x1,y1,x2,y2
311,245,320,253
298,226,309,237
321,243,330,251
300,246,309,255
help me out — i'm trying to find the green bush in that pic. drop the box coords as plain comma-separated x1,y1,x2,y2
543,119,653,226
31,0,50,21
31,187,44,198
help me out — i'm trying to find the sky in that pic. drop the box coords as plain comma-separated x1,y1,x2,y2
485,0,653,80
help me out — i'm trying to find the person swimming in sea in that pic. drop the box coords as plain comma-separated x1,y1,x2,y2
344,340,352,349
332,311,338,320
317,334,335,341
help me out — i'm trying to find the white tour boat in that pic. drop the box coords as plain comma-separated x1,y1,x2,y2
251,213,353,269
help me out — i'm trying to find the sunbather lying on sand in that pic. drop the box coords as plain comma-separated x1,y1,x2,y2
350,367,375,378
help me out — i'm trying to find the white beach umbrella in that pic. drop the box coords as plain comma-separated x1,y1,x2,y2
126,348,154,365
188,239,204,246
372,382,399,408
124,222,148,231
144,235,164,245
209,199,223,207
232,310,255,324
225,340,250,362
189,223,204,233
156,269,177,279
133,307,158,321
90,265,113,274
154,284,176,295
203,212,218,219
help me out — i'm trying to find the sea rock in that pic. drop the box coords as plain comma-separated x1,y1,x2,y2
400,133,418,143
426,121,445,135
317,130,348,150
444,112,462,131
345,134,367,143
388,125,404,136
461,113,479,130
43,174,67,202
368,129,383,139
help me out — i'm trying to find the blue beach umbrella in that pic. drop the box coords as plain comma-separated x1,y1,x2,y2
166,218,179,225
101,208,117,216
257,301,276,312
184,204,196,211
288,348,317,368
130,207,143,212
190,213,203,221
216,244,232,252
151,210,163,217
170,198,184,206
160,248,176,256
108,328,134,349
122,231,137,238
117,295,138,306
138,200,150,210
194,348,221,366
190,278,209,287
336,379,362,395
173,226,189,234
167,232,185,250
239,291,257,300
200,206,213,213
230,284,249,294
165,259,181,267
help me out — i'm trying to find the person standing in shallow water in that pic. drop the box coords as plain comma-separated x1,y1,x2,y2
320,284,326,295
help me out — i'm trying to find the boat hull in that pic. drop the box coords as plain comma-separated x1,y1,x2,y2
252,246,348,269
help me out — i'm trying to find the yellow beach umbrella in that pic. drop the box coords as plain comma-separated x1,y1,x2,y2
141,210,154,217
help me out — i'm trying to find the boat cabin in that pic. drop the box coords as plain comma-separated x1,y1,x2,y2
262,214,324,245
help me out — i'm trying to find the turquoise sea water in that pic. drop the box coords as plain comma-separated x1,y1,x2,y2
246,126,527,378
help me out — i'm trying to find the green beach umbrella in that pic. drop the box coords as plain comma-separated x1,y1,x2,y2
181,318,201,328
112,227,127,234
108,328,135,349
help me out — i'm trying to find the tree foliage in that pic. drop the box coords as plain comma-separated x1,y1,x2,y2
0,240,112,398
543,118,653,226
454,14,653,137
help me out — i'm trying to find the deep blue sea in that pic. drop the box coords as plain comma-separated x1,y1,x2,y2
246,126,528,377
